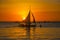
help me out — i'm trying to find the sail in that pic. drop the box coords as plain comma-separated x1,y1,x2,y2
23,11,30,23
23,10,35,23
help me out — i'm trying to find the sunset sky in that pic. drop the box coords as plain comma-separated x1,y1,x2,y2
0,0,60,21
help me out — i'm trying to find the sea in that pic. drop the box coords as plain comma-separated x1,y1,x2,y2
0,22,60,40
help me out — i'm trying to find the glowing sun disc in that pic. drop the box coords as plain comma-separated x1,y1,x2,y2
23,17,25,20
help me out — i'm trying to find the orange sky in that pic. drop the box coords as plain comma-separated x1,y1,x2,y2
0,0,60,21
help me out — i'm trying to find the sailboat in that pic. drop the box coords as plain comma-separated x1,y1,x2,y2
19,10,36,27
25,10,36,39
18,10,36,39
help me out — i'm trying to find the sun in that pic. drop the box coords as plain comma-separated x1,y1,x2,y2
18,10,29,21
23,17,25,20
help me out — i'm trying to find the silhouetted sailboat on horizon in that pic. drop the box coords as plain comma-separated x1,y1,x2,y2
22,10,36,39
18,9,41,39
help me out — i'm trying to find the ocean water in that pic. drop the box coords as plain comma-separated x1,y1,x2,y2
0,22,60,40
0,22,60,27
0,27,60,40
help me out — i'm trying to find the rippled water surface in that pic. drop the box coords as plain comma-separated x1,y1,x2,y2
0,27,60,40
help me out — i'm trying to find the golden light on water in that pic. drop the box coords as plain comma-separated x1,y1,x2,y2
0,27,60,39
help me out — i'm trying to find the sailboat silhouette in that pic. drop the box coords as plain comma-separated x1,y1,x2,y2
22,10,36,39
21,10,36,27
18,9,42,39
